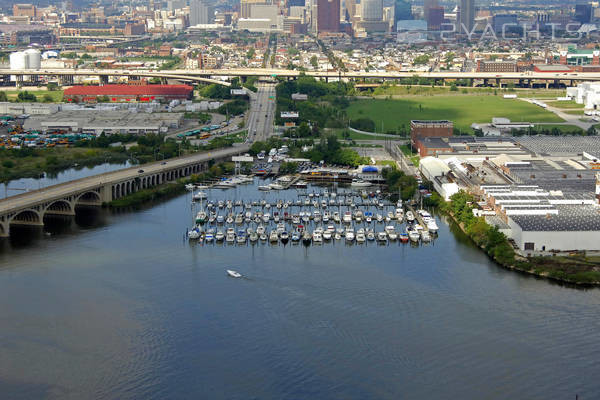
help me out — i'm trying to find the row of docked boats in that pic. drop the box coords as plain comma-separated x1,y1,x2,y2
188,222,436,245
193,208,415,226
193,195,391,209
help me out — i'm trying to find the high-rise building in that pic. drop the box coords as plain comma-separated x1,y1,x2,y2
423,0,438,20
317,0,340,32
362,0,383,21
190,0,215,25
459,0,474,34
240,0,270,18
575,4,592,24
427,6,444,31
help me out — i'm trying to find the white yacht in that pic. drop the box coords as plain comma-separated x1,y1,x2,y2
227,270,242,278
427,219,439,233
385,225,398,241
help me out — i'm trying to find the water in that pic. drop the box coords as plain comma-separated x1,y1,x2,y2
0,161,131,199
1,181,599,399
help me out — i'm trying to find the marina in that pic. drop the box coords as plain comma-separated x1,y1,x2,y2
184,178,437,247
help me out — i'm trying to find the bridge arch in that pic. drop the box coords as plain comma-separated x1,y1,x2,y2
10,209,42,225
76,191,101,205
44,200,74,215
126,181,131,195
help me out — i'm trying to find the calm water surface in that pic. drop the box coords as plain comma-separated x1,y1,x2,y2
0,162,131,199
0,182,599,399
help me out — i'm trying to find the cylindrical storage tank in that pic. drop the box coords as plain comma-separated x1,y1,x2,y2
9,51,28,70
25,49,41,70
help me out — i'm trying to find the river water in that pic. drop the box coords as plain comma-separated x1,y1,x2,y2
1,181,599,399
0,161,131,199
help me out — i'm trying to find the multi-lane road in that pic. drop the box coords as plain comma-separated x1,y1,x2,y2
246,83,276,143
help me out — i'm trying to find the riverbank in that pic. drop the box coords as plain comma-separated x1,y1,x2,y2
440,191,600,286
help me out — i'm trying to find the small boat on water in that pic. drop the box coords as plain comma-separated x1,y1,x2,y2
280,231,289,243
421,230,432,242
188,227,201,239
399,233,409,243
377,231,388,243
351,179,371,187
215,230,225,241
195,211,207,224
291,231,301,242
406,211,415,223
385,225,398,241
269,230,279,243
302,231,312,245
227,269,242,278
193,191,207,201
406,226,420,242
427,219,439,233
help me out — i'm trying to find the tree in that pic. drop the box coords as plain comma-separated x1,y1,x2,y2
0,91,7,102
310,55,318,70
246,48,255,60
47,82,59,91
587,126,597,136
17,91,37,102
42,94,53,103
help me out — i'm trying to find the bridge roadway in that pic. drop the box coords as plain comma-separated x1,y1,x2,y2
0,145,249,237
3,68,600,84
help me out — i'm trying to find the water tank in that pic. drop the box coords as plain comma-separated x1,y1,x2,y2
9,51,28,70
25,49,41,70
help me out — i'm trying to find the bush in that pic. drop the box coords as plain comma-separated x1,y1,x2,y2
350,117,376,132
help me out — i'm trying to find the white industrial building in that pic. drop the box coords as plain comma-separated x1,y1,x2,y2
566,82,600,109
419,157,460,200
481,183,600,252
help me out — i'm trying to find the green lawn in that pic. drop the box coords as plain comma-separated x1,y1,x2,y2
562,110,585,115
2,89,64,102
546,100,584,109
347,96,564,133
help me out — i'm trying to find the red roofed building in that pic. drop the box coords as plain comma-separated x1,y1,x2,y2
63,84,194,103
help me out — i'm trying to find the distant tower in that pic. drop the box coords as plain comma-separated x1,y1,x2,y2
459,0,474,34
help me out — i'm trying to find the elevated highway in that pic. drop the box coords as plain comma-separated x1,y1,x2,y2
0,145,249,237
2,68,600,86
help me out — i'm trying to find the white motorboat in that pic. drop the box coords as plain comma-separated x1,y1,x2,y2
312,230,323,243
421,230,432,242
260,233,268,242
385,225,398,241
333,212,341,223
351,179,371,187
356,229,366,243
193,191,207,201
343,211,353,224
323,230,332,240
215,230,225,241
345,227,355,242
188,228,200,239
269,183,284,190
185,183,195,191
376,213,383,222
427,219,439,233
366,230,375,241
377,231,388,242
269,230,279,243
406,211,415,223
395,208,404,222
249,232,258,242
258,185,271,191
406,226,420,242
205,230,215,242
227,269,242,278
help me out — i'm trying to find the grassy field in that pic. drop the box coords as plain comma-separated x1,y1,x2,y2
1,89,64,102
546,100,584,109
531,124,583,133
368,85,566,99
347,96,565,132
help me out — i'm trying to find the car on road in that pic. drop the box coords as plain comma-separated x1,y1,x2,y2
138,169,144,173
161,161,167,165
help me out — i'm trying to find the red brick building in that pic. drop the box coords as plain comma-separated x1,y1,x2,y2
410,120,453,145
64,85,193,103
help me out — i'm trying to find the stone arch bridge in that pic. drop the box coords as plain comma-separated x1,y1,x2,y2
0,146,248,237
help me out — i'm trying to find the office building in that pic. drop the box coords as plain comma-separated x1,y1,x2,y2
317,0,340,32
459,0,474,34
427,6,444,31
190,0,215,26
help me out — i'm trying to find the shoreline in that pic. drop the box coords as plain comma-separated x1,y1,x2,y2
442,206,600,288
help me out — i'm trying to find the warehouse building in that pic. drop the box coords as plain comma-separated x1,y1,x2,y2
410,120,453,146
63,85,194,103
481,183,600,252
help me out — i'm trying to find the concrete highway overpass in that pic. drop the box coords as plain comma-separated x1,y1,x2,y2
0,145,249,237
2,68,600,86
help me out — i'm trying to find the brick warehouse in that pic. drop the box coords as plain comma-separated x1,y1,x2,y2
410,120,454,145
63,85,194,103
